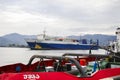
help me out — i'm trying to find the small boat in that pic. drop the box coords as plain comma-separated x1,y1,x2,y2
26,33,99,50
0,49,120,80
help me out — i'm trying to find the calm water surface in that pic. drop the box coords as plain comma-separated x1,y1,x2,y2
0,47,106,66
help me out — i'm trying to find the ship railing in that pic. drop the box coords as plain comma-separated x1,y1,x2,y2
27,55,87,77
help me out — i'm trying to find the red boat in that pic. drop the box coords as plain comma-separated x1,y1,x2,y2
0,54,120,80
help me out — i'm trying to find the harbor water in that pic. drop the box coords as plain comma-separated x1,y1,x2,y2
0,47,106,66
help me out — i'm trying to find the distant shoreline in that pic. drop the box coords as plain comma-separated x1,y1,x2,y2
0,45,28,48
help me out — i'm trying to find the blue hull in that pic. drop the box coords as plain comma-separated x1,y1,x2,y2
27,42,99,50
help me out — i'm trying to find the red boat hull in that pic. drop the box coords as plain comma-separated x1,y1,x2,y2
0,68,120,80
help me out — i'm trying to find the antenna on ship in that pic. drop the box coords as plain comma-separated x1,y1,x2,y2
43,27,46,39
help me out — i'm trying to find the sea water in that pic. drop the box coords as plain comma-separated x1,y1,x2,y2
0,47,106,66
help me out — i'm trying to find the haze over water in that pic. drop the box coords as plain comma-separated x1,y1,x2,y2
0,47,106,66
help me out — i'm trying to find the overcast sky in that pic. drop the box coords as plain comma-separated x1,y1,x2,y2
0,0,120,36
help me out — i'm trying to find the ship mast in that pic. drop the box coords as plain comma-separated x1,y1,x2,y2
43,27,46,39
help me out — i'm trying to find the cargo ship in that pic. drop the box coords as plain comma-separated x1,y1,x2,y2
26,33,99,50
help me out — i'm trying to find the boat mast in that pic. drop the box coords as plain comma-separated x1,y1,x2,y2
43,28,46,39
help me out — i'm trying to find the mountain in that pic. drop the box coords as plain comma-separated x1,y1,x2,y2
0,37,14,46
3,33,27,46
0,33,36,47
0,33,116,47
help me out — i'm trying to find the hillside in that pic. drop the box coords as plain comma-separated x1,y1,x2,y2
0,33,36,47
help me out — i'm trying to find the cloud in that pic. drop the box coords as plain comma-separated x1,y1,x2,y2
0,0,120,36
